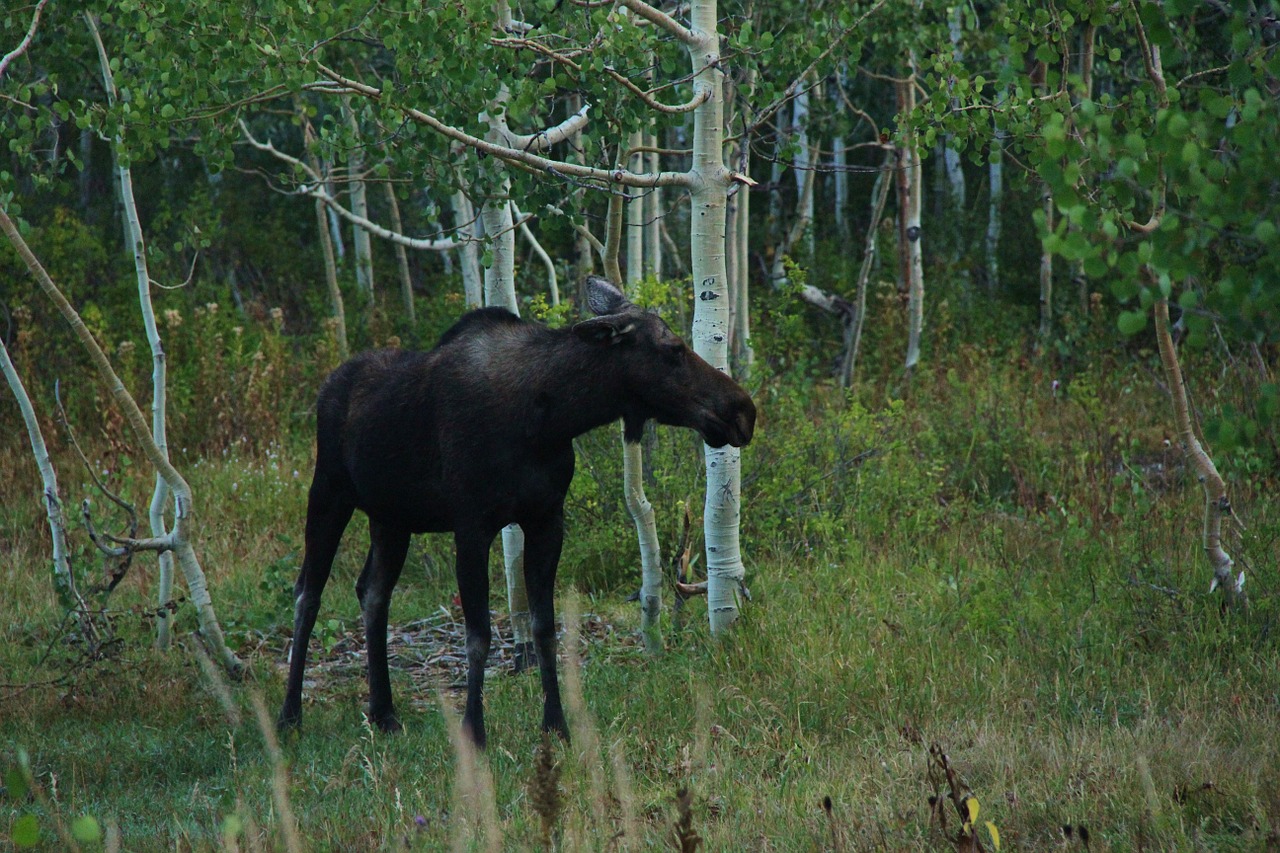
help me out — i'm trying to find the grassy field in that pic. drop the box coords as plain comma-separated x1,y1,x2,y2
3,331,1278,851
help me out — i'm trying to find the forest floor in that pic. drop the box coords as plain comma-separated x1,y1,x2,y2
3,342,1279,851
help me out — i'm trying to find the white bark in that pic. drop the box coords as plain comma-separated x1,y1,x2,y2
344,102,376,300
678,0,746,633
623,430,662,653
942,6,967,214
305,137,350,360
452,191,484,309
644,133,662,279
793,85,815,258
0,203,243,675
1154,298,1244,606
514,204,558,305
326,174,346,260
384,181,416,324
626,131,645,287
898,77,924,373
89,12,178,649
0,336,92,622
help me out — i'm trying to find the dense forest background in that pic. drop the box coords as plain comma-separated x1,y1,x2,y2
2,0,1279,849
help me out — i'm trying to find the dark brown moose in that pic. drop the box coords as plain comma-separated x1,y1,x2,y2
278,276,756,747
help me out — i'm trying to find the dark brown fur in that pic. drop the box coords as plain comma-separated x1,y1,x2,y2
278,277,755,747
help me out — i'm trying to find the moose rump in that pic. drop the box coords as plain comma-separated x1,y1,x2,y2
278,276,755,747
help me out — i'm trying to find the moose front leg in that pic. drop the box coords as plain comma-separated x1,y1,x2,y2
523,514,569,741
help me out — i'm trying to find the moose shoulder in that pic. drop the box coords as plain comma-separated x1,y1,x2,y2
279,276,756,748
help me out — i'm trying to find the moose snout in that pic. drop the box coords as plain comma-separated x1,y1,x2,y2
728,399,756,447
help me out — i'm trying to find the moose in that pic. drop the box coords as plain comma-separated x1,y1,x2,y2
278,276,756,747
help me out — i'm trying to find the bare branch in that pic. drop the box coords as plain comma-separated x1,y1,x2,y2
310,60,694,190
0,0,50,80
618,0,697,44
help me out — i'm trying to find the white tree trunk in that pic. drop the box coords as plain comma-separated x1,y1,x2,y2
644,133,662,279
683,0,745,634
1,203,242,675
1153,297,1244,607
942,5,967,215
384,181,416,324
0,337,93,625
514,205,559,305
314,187,349,360
89,12,178,648
626,131,645,287
623,430,663,652
453,190,484,309
899,77,924,373
344,101,376,300
792,87,814,259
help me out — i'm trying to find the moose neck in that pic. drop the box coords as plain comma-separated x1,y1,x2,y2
516,330,634,446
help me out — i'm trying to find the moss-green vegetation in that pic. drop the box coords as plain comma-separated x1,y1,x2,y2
3,262,1278,850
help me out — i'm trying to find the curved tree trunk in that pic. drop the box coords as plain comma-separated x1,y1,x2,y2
0,205,243,675
1154,297,1244,608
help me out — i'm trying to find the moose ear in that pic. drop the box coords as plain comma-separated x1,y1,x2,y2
584,275,631,316
572,314,636,345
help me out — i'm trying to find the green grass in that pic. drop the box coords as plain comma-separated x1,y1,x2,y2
3,338,1279,851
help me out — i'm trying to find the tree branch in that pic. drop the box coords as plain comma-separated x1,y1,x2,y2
310,61,694,190
0,0,50,80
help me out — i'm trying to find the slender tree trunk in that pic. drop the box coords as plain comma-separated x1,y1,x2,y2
626,131,645,287
88,12,179,649
844,150,895,387
305,129,350,361
344,102,376,302
315,196,349,360
515,205,559,305
1153,297,1244,607
624,432,663,652
1,337,96,634
0,205,243,675
793,86,814,259
644,132,662,279
452,190,483,309
986,136,1003,291
897,77,924,374
384,182,416,324
326,172,346,260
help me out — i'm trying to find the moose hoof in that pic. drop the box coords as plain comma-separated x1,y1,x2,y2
372,713,403,734
543,718,570,744
277,711,302,734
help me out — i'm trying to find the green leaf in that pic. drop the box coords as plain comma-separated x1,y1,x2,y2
71,815,102,843
12,814,40,848
1118,309,1148,335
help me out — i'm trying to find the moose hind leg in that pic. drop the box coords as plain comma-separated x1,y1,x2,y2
362,522,411,733
454,528,495,748
279,481,354,731
524,515,569,741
